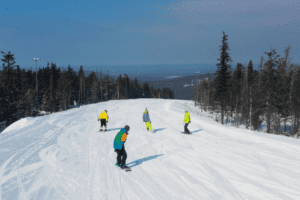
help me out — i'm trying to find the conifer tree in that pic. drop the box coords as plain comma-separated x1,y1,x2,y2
66,65,77,107
261,48,281,133
103,74,113,101
0,51,18,125
123,74,130,99
1,51,16,69
57,69,69,110
24,69,36,116
127,80,135,99
251,69,262,130
197,76,211,111
99,69,103,102
15,66,27,118
150,86,157,98
116,75,123,99
293,67,300,136
289,64,300,135
46,63,60,113
131,77,142,98
247,60,254,128
240,64,246,125
276,45,292,134
214,31,232,124
78,65,85,105
86,72,98,103
157,88,161,98
231,63,244,125
142,82,151,98
41,63,50,111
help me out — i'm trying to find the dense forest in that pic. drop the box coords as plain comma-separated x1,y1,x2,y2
0,51,174,129
194,31,300,137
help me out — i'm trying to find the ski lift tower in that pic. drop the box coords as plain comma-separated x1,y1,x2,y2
34,58,41,110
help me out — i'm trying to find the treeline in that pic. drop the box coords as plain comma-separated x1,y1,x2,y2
0,51,174,127
194,32,300,136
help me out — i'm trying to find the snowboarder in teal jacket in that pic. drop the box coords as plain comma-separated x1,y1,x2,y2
114,125,130,169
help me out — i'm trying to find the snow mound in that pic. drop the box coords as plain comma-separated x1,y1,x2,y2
1,117,36,134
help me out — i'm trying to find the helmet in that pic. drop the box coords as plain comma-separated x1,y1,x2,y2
125,125,130,132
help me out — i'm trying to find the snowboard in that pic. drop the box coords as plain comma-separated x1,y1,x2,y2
99,129,110,132
123,168,132,172
116,165,131,172
181,132,190,134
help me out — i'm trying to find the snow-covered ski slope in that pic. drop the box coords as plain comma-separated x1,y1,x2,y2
1,99,300,200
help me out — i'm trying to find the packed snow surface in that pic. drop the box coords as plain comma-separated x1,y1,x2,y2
1,99,300,200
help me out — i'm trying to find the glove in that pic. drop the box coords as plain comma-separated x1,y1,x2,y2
190,121,191,123
98,119,100,121
107,121,108,123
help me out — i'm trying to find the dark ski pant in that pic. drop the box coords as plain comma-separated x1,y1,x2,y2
184,123,190,133
116,147,127,167
100,119,107,128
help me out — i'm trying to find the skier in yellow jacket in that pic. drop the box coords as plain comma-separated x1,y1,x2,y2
98,110,109,131
183,110,191,134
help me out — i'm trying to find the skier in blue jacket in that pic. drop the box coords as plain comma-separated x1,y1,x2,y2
143,108,153,132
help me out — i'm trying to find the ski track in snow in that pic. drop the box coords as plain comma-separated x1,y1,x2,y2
1,99,300,200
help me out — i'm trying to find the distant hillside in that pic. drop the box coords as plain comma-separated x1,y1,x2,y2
69,69,217,100
79,63,263,82
140,73,217,100
80,70,216,100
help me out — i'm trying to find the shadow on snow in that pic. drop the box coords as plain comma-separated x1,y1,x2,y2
189,129,202,134
182,129,202,135
126,154,164,168
109,128,123,131
153,128,166,133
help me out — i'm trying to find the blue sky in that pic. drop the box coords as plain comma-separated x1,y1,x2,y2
1,0,299,72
